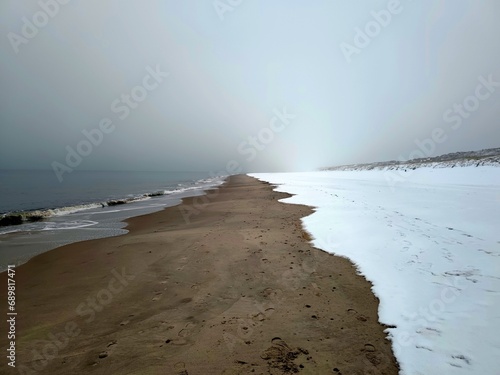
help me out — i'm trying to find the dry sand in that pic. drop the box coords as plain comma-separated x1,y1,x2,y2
0,175,398,375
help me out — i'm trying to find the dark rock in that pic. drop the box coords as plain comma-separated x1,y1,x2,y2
0,215,23,226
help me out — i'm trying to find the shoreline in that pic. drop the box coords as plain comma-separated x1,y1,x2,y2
0,175,398,374
0,179,225,272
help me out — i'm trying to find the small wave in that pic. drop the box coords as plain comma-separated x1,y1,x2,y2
103,196,151,207
41,220,98,231
48,203,103,216
145,190,168,197
0,176,227,228
0,203,102,227
0,227,22,235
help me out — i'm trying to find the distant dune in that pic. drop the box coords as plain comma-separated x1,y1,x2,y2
324,147,500,171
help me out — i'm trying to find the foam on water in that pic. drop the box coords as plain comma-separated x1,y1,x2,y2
0,173,226,270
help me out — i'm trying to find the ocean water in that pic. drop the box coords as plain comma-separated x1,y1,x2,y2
0,170,225,270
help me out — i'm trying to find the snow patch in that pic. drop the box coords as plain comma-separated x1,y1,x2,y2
250,166,500,375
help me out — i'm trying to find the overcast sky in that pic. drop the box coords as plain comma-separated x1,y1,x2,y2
1,0,499,173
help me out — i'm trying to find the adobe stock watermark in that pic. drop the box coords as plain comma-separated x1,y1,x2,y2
340,0,406,63
223,233,318,352
385,74,499,190
51,65,169,182
237,107,296,163
7,0,72,54
178,107,297,224
223,290,284,353
374,275,471,374
16,267,134,375
443,74,499,130
213,0,243,21
318,233,469,374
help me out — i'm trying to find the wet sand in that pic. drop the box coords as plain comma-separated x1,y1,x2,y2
0,175,398,374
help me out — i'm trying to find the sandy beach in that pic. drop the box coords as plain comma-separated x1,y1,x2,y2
1,175,398,375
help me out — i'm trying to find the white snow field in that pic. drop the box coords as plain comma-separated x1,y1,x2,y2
250,167,500,375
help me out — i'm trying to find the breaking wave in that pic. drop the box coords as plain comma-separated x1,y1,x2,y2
0,176,224,228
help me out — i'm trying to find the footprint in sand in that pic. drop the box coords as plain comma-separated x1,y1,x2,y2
174,361,189,375
251,312,266,322
364,344,376,352
171,338,188,346
177,257,189,271
97,340,117,360
152,292,162,301
265,307,275,314
178,322,196,338
347,309,368,322
98,352,108,359
261,337,308,372
107,340,117,348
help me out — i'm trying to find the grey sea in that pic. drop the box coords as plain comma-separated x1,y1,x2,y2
0,170,224,271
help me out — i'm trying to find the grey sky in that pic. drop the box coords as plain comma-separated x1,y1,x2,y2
1,0,499,173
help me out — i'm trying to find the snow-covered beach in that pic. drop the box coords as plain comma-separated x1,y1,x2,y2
250,166,500,374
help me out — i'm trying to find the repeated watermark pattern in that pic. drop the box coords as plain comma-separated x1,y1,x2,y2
223,291,285,353
51,65,169,182
178,106,297,224
385,74,499,189
340,0,409,63
16,267,134,374
8,0,72,54
213,0,244,21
